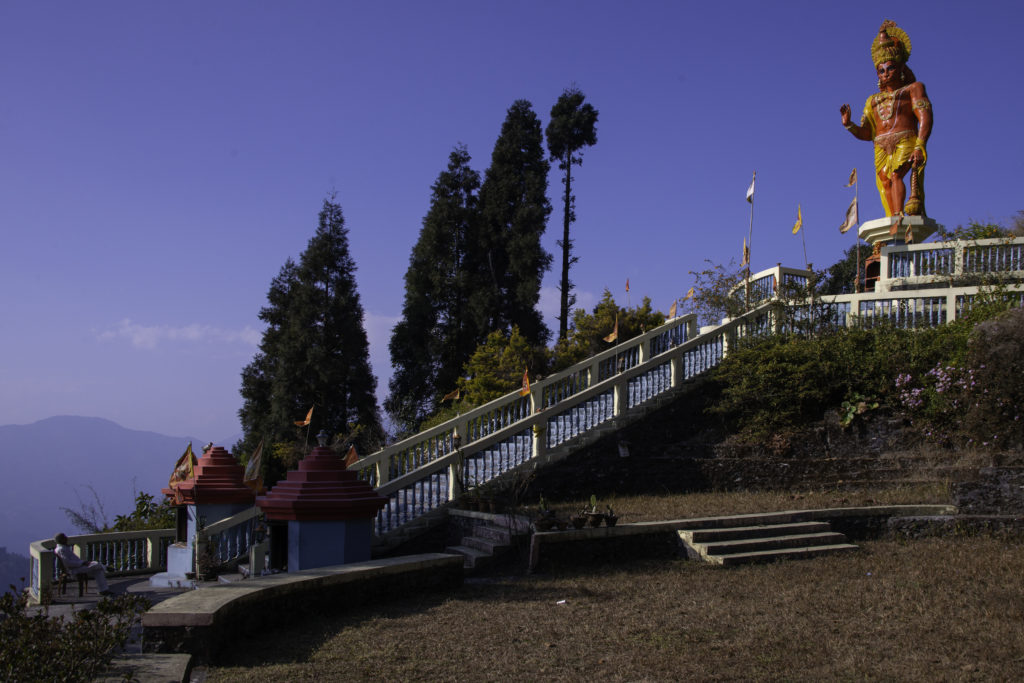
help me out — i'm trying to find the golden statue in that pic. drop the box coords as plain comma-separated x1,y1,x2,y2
840,21,933,217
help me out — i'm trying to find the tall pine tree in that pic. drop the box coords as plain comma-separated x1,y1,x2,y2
238,197,383,484
477,99,553,347
546,87,598,341
386,145,484,433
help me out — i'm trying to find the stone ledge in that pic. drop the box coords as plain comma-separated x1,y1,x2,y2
527,505,957,571
99,654,192,683
142,553,463,663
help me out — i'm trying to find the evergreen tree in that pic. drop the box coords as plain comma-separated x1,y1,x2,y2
386,145,484,433
477,100,553,347
238,197,384,484
546,87,598,341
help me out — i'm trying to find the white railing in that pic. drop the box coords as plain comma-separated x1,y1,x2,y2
196,506,262,568
29,528,175,601
359,238,1024,539
881,236,1024,291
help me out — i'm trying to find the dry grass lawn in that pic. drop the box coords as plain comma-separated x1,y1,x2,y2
207,487,1024,682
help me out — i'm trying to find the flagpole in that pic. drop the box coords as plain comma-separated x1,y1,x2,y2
801,222,808,271
854,173,860,292
746,174,754,312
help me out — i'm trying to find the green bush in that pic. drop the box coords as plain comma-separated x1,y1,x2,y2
0,589,150,682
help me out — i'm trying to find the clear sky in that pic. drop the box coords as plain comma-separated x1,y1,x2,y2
2,1,1021,444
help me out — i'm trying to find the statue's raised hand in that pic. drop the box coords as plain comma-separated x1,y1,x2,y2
840,104,852,126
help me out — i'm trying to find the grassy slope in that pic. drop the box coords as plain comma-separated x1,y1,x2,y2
209,532,1024,681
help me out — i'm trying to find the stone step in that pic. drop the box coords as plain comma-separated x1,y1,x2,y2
444,545,491,570
711,543,859,566
679,521,831,544
700,531,849,557
462,535,507,554
474,525,512,545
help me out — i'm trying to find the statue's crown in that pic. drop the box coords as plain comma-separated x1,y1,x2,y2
871,20,911,67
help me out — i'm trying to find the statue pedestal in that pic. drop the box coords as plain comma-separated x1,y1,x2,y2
859,216,938,246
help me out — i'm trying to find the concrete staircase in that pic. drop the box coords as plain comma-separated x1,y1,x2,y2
446,520,525,574
677,517,858,566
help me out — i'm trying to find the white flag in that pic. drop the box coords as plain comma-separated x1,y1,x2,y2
745,172,756,203
839,196,859,234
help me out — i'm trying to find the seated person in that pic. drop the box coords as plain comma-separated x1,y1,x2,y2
54,532,114,596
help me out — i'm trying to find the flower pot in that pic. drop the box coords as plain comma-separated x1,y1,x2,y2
585,512,605,528
571,515,587,529
605,515,619,527
534,517,557,532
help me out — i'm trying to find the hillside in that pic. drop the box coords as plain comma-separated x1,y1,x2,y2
0,416,207,555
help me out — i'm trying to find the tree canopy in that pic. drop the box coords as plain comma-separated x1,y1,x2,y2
386,145,485,433
238,197,383,484
546,87,598,341
477,99,553,347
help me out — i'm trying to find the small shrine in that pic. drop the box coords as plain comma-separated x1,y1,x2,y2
257,432,387,571
152,445,255,587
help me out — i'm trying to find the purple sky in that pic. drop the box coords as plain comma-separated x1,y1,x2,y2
2,1,1021,444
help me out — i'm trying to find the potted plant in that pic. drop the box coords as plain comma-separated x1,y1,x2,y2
570,509,588,529
533,495,558,532
585,494,605,527
604,505,619,527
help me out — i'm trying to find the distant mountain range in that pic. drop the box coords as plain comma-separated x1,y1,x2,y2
0,416,236,556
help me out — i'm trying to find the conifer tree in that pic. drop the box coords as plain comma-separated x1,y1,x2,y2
238,197,383,484
546,87,598,341
477,99,553,347
386,145,484,432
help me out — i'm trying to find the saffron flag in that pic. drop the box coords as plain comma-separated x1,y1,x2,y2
243,438,265,495
668,300,678,319
603,315,619,343
845,168,857,187
740,237,749,267
683,286,695,301
625,278,630,293
840,196,859,233
792,205,803,235
343,444,359,468
519,368,531,396
294,405,313,427
745,172,756,203
442,388,460,402
168,442,196,489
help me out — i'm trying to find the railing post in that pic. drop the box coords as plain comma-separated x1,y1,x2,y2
948,292,958,322
146,533,161,571
670,352,683,389
954,240,965,279
375,452,391,487
37,547,54,601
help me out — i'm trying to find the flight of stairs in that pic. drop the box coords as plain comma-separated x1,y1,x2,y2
446,518,529,574
677,519,858,566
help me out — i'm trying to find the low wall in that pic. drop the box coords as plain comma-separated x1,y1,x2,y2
527,505,957,572
142,553,463,663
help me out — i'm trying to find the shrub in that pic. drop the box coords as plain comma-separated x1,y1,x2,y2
0,589,150,682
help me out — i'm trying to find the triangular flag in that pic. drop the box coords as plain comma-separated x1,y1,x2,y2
845,168,857,187
603,315,619,343
668,300,678,319
840,197,859,234
168,442,196,489
243,438,265,494
792,205,803,235
519,368,531,396
442,388,460,402
625,278,630,293
745,172,756,203
683,286,695,301
740,237,749,267
343,444,359,468
294,405,313,427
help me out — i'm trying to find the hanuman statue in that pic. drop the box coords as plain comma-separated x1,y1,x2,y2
840,20,933,217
